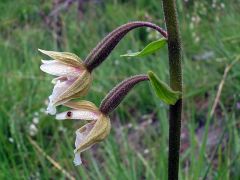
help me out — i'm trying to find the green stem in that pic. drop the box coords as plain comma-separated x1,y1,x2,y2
162,0,182,180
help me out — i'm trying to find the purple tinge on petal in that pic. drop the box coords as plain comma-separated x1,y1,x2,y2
40,60,81,77
52,79,75,100
75,131,86,148
236,102,240,110
46,79,76,115
75,123,95,148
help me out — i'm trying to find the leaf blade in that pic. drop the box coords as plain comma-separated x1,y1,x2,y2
148,71,181,105
121,38,167,57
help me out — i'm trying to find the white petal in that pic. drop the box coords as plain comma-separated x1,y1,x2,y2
40,60,81,77
46,102,56,115
50,79,76,104
56,109,99,120
73,152,82,166
45,79,75,114
41,60,54,64
72,123,96,166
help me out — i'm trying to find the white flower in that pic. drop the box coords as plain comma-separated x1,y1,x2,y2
39,49,92,115
56,101,111,166
8,137,14,143
29,124,38,136
32,117,39,124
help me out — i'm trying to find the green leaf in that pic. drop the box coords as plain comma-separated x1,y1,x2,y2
121,38,167,57
148,71,181,105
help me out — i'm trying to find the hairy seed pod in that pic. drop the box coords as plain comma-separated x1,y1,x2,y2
84,21,167,71
100,75,149,115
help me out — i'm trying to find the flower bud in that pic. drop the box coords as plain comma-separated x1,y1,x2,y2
100,75,149,114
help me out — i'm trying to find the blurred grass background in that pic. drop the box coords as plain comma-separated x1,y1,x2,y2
0,0,240,179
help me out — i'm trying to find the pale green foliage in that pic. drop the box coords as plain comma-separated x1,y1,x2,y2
121,38,167,57
148,71,181,105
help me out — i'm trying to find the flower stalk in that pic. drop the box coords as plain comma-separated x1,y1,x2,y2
162,0,183,180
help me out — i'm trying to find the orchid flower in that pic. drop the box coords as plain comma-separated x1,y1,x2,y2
39,49,92,115
56,100,111,166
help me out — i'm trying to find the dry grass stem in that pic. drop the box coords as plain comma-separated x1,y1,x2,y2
28,136,76,180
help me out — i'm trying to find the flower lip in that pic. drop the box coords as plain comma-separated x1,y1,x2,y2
73,114,110,166
73,121,95,166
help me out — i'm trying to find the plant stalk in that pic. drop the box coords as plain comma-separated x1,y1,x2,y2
162,0,182,180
